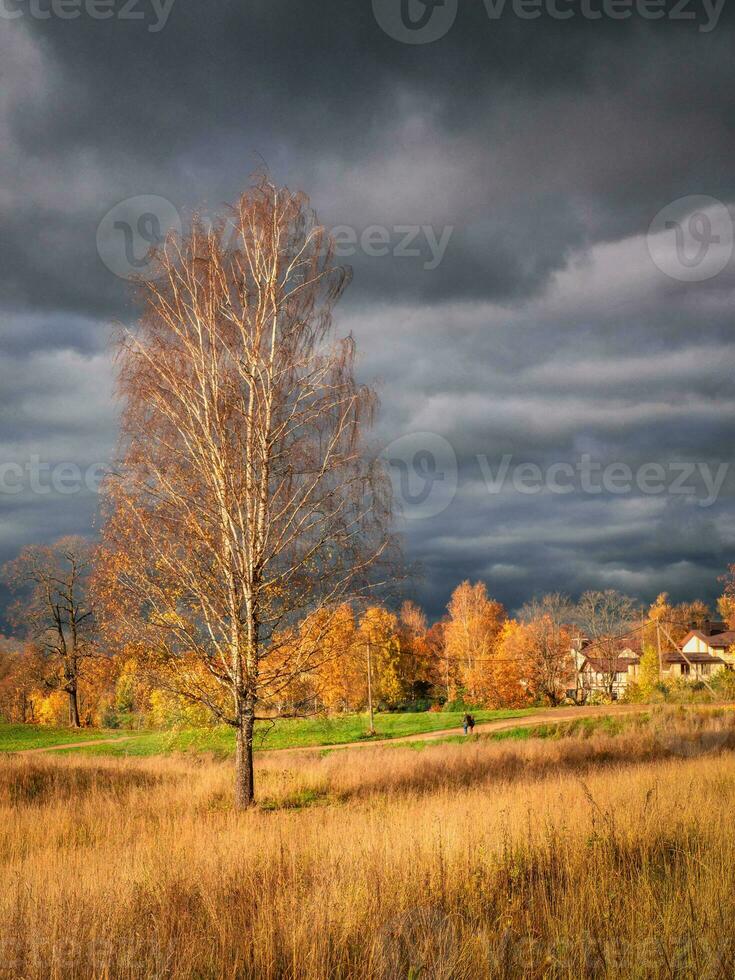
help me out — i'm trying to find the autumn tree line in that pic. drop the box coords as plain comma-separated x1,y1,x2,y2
0,566,526,726
3,546,735,732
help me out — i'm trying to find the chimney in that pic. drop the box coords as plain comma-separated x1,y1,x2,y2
702,619,727,637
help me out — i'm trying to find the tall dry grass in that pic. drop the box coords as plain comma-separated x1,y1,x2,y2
2,708,735,978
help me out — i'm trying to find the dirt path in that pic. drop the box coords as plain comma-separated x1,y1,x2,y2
14,702,730,757
273,702,657,755
15,735,141,755
384,702,650,744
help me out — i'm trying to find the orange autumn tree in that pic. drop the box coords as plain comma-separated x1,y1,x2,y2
397,600,438,702
644,592,710,646
0,638,44,724
430,619,455,701
98,178,392,808
486,619,531,708
444,581,505,701
718,575,735,629
519,593,574,705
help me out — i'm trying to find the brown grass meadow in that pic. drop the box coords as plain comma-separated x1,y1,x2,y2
2,708,735,978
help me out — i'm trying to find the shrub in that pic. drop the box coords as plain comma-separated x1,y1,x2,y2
712,668,735,699
620,681,644,704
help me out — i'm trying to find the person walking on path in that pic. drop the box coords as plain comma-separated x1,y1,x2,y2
462,712,470,736
467,714,475,736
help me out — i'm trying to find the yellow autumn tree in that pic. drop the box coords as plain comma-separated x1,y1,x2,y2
487,619,532,708
308,605,362,712
358,606,403,708
444,581,505,701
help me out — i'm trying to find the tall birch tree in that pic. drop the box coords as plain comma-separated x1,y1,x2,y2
98,178,392,807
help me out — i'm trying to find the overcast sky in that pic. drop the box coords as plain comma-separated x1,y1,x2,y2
2,0,735,621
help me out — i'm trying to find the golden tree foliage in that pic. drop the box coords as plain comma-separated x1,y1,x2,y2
718,570,735,667
469,619,528,708
718,593,735,630
444,581,505,700
358,606,403,707
643,593,711,658
304,604,362,712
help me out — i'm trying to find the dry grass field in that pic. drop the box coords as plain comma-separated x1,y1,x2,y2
2,707,735,978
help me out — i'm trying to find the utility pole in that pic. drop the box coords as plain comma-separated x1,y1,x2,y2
656,619,663,682
366,639,376,736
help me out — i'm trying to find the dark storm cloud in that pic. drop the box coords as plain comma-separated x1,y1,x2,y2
4,2,735,315
2,0,735,622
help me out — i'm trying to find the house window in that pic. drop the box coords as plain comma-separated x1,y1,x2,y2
681,663,690,676
702,664,711,676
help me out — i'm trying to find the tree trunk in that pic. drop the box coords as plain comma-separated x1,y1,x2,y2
234,711,255,809
68,685,81,727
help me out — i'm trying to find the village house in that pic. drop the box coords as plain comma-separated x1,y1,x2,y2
680,621,735,667
573,642,640,700
572,621,733,700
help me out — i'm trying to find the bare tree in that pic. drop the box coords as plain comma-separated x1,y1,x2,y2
1,537,96,727
98,177,392,808
574,590,640,698
519,593,574,705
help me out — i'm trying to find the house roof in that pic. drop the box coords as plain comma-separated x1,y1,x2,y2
663,651,726,665
682,629,735,650
581,649,726,673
